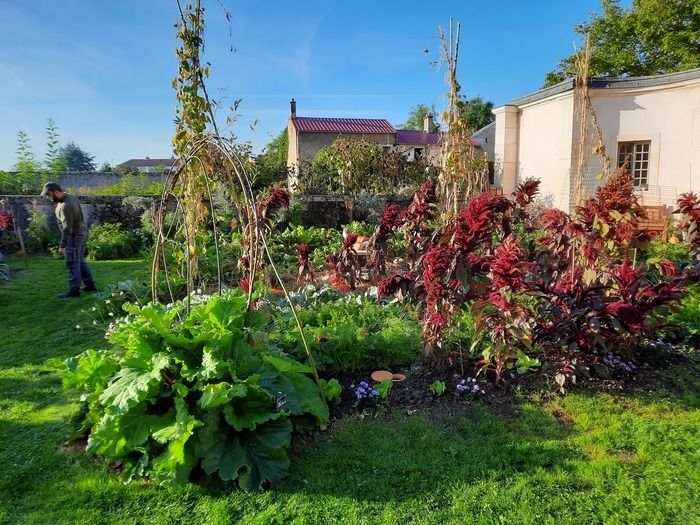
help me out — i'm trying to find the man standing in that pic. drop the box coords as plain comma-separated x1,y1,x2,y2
41,182,97,298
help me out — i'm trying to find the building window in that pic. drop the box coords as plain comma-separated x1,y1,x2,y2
617,141,650,188
414,147,424,160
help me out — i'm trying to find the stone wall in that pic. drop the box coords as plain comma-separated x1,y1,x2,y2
0,193,412,234
0,195,155,232
57,172,167,191
296,194,412,228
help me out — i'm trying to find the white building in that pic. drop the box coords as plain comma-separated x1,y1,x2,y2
493,68,700,211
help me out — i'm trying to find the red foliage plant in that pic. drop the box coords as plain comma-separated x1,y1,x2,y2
368,204,402,276
296,243,315,290
676,192,700,255
328,231,360,291
257,187,290,222
0,210,11,230
401,182,438,260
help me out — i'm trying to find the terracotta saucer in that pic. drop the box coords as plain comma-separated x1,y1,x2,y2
391,373,406,382
371,370,393,382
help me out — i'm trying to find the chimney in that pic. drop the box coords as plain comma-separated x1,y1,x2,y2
290,98,297,118
423,113,434,133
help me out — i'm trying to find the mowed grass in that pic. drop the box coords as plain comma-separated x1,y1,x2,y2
1,257,699,525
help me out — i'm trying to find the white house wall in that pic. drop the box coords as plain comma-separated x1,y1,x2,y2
590,80,700,207
516,93,575,210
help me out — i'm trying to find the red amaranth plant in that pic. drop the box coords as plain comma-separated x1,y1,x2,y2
368,204,402,276
401,182,438,261
328,231,360,290
257,187,290,222
296,243,315,290
0,210,11,230
473,235,536,383
675,192,700,257
377,272,418,303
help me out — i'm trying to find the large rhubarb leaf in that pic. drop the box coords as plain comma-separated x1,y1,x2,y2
99,353,170,413
197,382,247,410
222,387,279,431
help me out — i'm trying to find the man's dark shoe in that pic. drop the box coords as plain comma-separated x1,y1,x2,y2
58,290,80,299
83,283,98,292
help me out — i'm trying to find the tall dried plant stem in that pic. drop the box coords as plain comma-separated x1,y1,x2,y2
572,33,611,208
572,35,591,209
437,18,489,219
150,2,323,397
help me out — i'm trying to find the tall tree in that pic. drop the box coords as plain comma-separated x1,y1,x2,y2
57,142,96,172
14,131,43,193
401,104,439,130
458,97,495,132
45,119,65,175
545,0,700,87
254,128,289,189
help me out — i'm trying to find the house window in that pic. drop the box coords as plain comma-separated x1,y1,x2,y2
617,141,650,188
414,147,424,160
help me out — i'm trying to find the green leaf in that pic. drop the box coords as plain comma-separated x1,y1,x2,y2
196,412,248,481
150,397,203,485
262,353,312,373
197,382,247,410
237,417,293,491
88,405,173,458
199,347,222,380
244,310,270,331
63,349,118,392
222,387,279,431
318,378,342,405
99,354,170,413
257,364,329,425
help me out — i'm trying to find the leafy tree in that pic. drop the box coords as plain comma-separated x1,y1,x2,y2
312,139,381,194
401,104,439,130
457,97,495,131
99,161,113,172
45,119,65,176
545,0,700,87
57,142,96,172
9,131,44,194
253,128,289,189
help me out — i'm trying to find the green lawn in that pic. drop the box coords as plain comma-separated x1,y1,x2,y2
1,257,699,525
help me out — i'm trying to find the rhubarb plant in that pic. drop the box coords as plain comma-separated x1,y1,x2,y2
64,290,328,490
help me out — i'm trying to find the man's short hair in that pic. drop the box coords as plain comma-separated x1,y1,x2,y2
41,182,62,196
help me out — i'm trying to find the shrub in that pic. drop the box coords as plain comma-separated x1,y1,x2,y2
25,209,60,253
664,284,700,347
64,291,328,490
87,223,144,260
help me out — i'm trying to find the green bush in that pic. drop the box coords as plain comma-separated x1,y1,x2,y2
268,294,421,372
87,223,144,260
64,291,328,490
25,209,60,253
665,283,700,347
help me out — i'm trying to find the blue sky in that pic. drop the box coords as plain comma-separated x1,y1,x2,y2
0,0,618,170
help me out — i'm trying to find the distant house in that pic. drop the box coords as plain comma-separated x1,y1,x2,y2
471,121,495,162
493,68,700,212
117,157,178,174
286,99,445,185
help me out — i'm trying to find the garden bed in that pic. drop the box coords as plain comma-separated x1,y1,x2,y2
325,349,696,422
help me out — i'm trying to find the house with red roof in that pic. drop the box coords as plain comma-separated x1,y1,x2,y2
286,99,447,186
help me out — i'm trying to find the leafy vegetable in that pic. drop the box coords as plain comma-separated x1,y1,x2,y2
429,380,446,396
64,290,328,490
